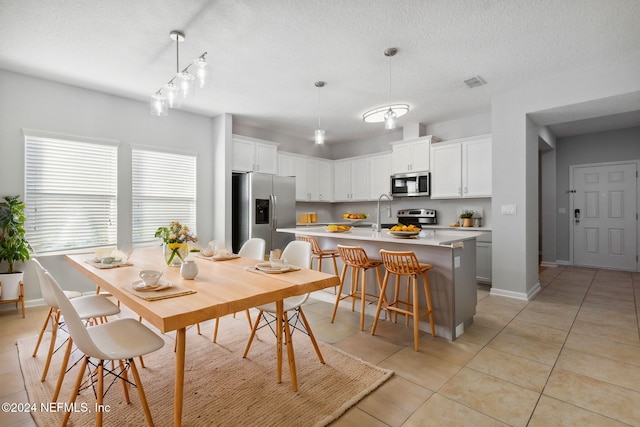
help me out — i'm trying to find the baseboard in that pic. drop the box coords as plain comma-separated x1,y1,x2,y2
539,262,557,268
490,281,541,301
555,260,571,266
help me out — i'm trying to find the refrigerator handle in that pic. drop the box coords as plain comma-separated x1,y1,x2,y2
270,193,278,231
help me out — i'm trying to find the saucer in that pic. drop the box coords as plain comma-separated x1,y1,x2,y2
132,279,172,292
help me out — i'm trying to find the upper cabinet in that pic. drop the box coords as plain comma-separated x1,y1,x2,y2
278,153,332,202
430,134,492,199
334,158,369,202
390,135,435,174
369,154,392,199
232,135,278,174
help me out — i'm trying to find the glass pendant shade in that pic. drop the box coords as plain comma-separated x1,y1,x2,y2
164,82,180,108
176,71,195,99
193,57,208,88
384,108,397,130
150,93,168,116
315,129,325,145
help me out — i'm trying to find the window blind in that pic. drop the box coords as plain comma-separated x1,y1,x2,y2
132,148,197,245
24,134,118,254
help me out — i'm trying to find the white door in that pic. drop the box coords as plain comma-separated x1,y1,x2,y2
572,162,637,270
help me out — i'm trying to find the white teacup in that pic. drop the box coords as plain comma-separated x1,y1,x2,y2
139,270,162,287
270,258,286,268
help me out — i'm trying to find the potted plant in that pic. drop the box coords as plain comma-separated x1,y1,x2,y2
459,210,474,227
0,195,32,316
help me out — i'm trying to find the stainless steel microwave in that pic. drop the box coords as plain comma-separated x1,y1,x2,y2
390,171,430,197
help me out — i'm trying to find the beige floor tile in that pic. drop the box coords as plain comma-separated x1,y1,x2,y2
403,393,509,427
543,368,640,425
305,316,360,344
488,330,563,366
329,406,389,427
439,368,540,427
556,348,640,392
417,334,483,366
515,306,576,331
0,390,37,427
0,367,27,398
542,281,590,295
378,347,461,392
455,323,500,347
564,331,640,366
370,318,424,348
471,311,513,330
570,318,639,346
356,375,432,426
467,347,552,392
476,295,528,317
583,293,636,310
529,395,629,427
334,331,403,365
502,319,569,345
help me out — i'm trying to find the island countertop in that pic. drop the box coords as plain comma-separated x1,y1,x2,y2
277,226,484,248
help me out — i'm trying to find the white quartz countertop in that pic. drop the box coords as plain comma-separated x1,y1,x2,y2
277,227,484,248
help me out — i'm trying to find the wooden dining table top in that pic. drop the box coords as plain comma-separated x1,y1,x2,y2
65,246,340,332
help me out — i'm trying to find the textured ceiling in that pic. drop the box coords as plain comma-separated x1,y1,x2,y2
1,0,639,143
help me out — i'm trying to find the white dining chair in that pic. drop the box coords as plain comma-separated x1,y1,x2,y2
211,238,266,343
46,271,165,427
243,240,325,389
31,258,121,386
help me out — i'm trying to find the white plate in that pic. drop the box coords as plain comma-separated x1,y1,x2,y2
324,226,351,233
387,230,420,238
255,262,292,273
212,253,240,261
132,279,172,292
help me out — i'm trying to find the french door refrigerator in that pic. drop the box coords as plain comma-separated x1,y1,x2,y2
232,172,296,255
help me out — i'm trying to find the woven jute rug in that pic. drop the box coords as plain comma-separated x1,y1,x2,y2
17,314,392,426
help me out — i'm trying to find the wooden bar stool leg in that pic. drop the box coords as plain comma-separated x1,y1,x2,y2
371,271,390,336
331,263,349,323
318,256,323,273
423,272,436,336
360,267,366,331
393,274,400,323
412,274,420,351
331,255,339,276
350,267,358,312
405,276,411,326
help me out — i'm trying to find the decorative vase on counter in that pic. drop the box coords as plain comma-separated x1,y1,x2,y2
462,218,473,227
164,243,189,267
180,259,199,279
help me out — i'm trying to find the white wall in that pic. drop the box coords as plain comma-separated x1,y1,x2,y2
491,57,640,300
0,69,227,301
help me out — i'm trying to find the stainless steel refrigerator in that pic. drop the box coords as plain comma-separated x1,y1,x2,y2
232,172,296,255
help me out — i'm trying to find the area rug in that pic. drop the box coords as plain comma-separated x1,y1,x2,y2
17,315,393,426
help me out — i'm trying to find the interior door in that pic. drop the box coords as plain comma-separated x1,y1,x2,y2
572,162,637,270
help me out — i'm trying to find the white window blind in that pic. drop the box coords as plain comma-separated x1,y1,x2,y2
24,134,118,254
132,148,197,245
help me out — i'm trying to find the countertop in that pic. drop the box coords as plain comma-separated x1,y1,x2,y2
278,226,485,248
295,222,492,232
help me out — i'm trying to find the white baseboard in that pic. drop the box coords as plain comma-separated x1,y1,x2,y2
490,281,541,301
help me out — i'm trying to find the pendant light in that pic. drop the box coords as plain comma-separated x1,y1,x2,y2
314,81,325,144
362,47,409,128
149,30,208,116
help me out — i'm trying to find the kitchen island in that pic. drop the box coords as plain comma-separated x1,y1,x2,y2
278,227,483,340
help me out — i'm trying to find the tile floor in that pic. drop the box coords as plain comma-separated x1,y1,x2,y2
1,265,639,426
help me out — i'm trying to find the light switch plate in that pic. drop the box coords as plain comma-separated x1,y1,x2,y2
501,204,517,215
559,208,566,214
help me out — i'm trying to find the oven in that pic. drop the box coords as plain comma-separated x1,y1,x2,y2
397,209,437,227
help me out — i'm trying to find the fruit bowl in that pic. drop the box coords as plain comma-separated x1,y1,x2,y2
343,213,368,223
325,224,351,233
387,230,421,238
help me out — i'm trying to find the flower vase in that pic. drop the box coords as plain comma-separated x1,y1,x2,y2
164,243,188,267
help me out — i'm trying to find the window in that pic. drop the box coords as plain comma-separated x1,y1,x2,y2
132,148,197,245
24,132,118,254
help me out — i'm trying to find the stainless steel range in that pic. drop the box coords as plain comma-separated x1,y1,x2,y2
397,208,437,227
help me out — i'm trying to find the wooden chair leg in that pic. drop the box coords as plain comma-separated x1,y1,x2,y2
41,310,61,382
52,337,73,402
96,361,104,427
32,307,54,357
213,317,220,343
130,358,155,427
282,311,298,392
119,360,131,404
63,356,88,426
244,309,253,329
298,308,324,364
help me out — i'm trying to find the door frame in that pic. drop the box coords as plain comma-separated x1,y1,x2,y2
569,160,640,271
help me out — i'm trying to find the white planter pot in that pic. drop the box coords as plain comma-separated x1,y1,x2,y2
0,272,24,300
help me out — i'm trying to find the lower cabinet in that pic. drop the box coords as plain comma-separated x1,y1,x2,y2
476,234,492,284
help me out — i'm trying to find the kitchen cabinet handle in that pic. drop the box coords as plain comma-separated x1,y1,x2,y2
464,187,468,194
458,187,462,195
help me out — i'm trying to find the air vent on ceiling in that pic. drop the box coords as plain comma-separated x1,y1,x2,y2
463,76,486,88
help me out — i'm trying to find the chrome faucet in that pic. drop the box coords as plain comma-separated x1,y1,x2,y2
375,193,393,232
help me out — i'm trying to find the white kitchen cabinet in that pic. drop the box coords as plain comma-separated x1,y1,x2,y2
369,154,391,199
278,153,332,201
232,135,278,174
333,157,370,201
430,134,492,199
390,136,434,174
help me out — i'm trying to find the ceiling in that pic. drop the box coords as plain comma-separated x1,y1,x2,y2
1,0,639,144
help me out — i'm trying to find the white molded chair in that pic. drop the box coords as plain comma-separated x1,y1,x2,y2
31,259,121,386
211,238,266,342
46,271,164,427
243,240,324,389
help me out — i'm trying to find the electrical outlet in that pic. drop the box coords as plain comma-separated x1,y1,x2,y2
501,204,517,215
454,256,460,268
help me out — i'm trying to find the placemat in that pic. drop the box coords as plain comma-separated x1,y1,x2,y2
123,282,196,301
244,264,301,276
85,259,134,269
196,254,241,262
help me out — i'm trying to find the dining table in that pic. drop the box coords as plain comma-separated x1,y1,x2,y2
65,246,340,427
